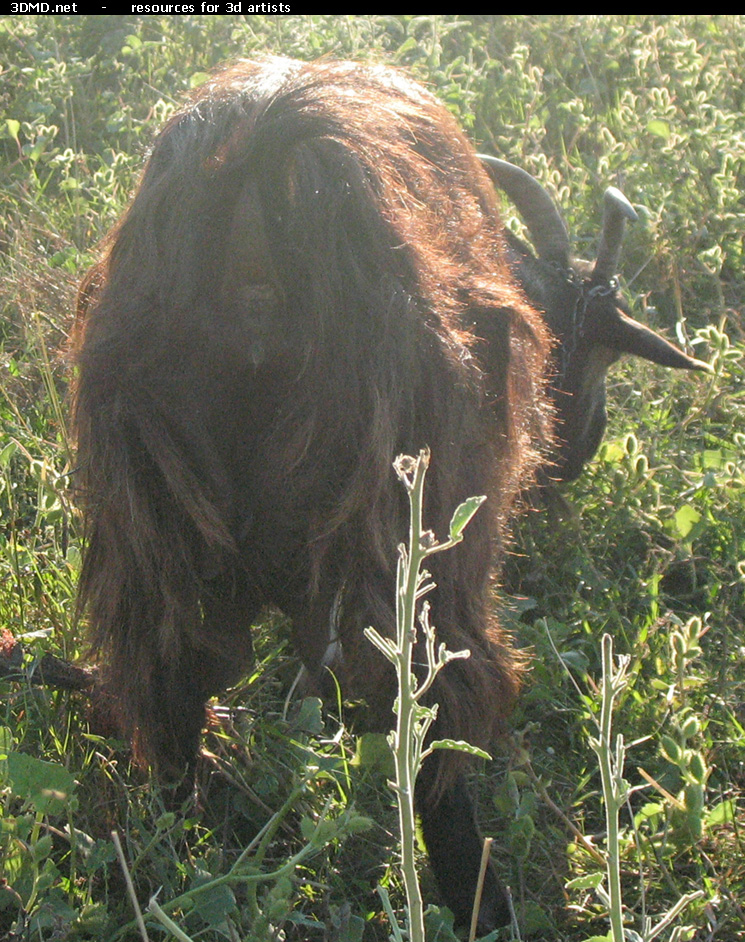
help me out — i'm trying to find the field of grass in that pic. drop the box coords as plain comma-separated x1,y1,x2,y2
1,15,743,942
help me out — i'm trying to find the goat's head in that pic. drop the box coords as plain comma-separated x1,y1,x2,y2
480,156,709,483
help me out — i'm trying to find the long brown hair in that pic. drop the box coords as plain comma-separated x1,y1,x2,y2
73,57,550,796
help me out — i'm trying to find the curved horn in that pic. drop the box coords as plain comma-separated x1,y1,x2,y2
606,309,711,372
593,186,637,281
478,155,570,265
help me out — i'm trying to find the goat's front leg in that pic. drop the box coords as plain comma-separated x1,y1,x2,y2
416,770,511,934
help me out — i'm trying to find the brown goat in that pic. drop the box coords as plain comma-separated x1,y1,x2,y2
72,58,551,931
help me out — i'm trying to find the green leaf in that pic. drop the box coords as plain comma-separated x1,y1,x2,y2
423,905,460,941
7,752,76,815
660,734,683,765
293,697,324,735
647,118,671,139
0,441,18,468
300,814,339,846
681,714,702,740
508,814,534,859
684,782,705,815
81,839,117,875
634,801,665,826
519,901,554,934
340,812,374,836
5,118,20,143
72,903,110,935
687,751,707,784
701,449,725,469
448,495,486,541
27,894,78,933
32,834,53,862
191,882,236,926
0,726,12,762
566,871,604,890
328,909,366,942
559,649,590,673
705,799,735,827
428,738,491,760
672,504,702,539
352,733,395,775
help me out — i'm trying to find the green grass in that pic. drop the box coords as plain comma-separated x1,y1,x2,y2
1,15,744,941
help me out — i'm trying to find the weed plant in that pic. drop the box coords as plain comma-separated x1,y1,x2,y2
1,15,743,941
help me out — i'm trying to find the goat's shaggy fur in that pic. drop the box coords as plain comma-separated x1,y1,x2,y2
73,58,551,929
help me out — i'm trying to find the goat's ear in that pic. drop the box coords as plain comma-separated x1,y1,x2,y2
607,309,712,372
